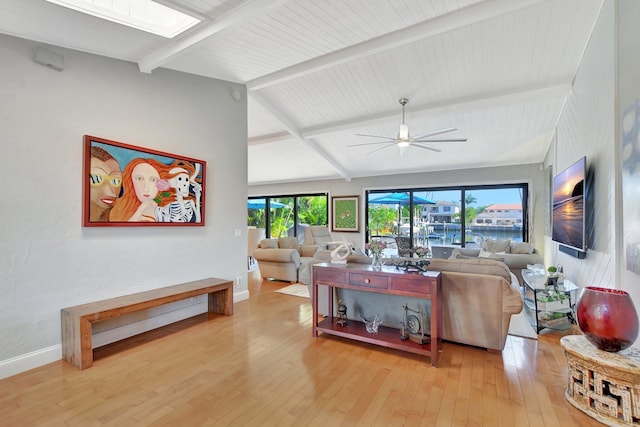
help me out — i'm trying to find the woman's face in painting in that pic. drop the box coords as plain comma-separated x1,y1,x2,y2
131,163,160,203
90,157,122,212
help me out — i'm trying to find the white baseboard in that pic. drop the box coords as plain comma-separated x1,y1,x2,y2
234,289,250,302
1,291,250,379
0,344,62,380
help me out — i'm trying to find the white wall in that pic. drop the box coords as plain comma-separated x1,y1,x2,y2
250,163,545,251
0,34,248,377
545,0,640,347
617,0,640,314
544,0,615,288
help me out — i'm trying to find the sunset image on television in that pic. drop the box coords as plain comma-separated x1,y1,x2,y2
552,158,585,250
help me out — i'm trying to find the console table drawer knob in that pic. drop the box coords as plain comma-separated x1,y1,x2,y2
365,278,370,284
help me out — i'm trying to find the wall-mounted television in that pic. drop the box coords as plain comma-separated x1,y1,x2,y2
552,156,587,254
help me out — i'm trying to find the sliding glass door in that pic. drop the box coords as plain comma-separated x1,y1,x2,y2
366,184,528,256
248,194,328,243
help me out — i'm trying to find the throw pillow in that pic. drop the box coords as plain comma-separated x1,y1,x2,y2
511,242,535,254
259,239,278,249
484,239,511,253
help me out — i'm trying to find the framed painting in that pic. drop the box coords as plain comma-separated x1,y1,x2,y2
83,135,206,227
332,196,359,232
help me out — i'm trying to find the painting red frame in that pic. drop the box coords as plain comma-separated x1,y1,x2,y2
83,135,206,227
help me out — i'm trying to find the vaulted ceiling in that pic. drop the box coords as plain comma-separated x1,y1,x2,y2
0,0,604,184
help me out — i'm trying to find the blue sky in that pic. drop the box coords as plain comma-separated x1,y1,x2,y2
415,188,524,207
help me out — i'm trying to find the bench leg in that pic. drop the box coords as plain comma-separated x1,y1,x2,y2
208,286,233,316
61,311,93,370
79,318,93,369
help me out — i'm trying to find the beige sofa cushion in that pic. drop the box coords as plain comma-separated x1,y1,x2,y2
253,247,301,263
259,239,278,249
304,226,334,247
484,239,511,253
511,242,535,254
300,245,320,257
278,237,299,250
428,257,512,283
478,250,506,262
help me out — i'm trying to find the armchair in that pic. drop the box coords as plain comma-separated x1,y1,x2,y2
247,227,265,270
304,226,337,250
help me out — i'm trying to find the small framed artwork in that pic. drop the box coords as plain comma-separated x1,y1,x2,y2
83,135,206,227
332,196,359,232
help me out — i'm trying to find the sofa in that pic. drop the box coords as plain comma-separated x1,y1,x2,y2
449,239,543,285
306,254,523,351
253,237,321,283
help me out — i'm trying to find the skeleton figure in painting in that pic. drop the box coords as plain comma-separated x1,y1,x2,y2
155,162,202,223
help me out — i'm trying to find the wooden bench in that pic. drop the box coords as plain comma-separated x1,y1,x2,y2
61,277,233,370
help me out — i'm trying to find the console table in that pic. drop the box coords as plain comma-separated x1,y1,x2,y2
561,335,640,426
312,263,442,367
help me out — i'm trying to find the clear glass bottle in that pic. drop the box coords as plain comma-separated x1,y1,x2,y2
557,264,564,284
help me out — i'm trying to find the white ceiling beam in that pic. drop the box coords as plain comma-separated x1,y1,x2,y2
248,91,352,181
248,80,573,144
138,0,288,74
246,0,546,90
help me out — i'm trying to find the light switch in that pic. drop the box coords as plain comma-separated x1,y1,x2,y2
235,229,242,237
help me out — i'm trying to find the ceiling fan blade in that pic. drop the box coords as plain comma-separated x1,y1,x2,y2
412,144,441,153
355,133,396,141
412,127,457,139
367,143,396,155
348,140,398,147
413,138,468,143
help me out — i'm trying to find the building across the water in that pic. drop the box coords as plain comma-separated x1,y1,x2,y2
473,204,523,228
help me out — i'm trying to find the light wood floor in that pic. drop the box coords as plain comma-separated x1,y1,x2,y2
0,277,602,427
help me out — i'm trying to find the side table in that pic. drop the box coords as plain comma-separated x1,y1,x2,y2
521,269,578,333
560,335,640,426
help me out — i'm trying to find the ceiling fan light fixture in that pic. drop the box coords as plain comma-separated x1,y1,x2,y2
398,124,410,141
351,97,466,155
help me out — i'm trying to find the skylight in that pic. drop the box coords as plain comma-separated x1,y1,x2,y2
46,0,200,38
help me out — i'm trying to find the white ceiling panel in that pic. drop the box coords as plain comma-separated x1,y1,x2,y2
248,138,342,183
0,0,605,185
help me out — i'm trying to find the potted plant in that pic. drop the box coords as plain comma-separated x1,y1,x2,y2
547,266,558,288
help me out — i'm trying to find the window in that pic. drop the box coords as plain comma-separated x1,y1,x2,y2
248,194,328,243
365,184,528,255
45,0,200,38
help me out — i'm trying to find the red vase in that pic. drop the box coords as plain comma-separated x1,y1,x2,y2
576,286,639,352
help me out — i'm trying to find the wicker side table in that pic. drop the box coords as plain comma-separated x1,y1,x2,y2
560,335,640,426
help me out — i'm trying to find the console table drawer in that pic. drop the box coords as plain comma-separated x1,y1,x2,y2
314,268,347,284
391,277,432,295
349,273,389,289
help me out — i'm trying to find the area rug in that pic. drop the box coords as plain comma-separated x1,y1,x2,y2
275,283,310,298
508,310,538,340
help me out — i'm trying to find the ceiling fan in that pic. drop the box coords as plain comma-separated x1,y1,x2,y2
349,98,467,155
